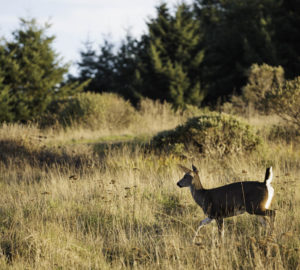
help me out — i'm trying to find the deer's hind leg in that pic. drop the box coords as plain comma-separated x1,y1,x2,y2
259,209,276,230
251,208,275,220
248,207,276,231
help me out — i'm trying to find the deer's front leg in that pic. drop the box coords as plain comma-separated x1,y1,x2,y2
216,217,224,237
193,217,213,244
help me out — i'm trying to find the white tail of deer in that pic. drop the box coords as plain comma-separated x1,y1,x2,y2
177,165,275,242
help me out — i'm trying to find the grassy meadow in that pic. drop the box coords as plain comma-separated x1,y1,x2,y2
0,98,299,269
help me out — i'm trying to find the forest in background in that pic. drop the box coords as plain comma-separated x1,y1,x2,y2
74,0,300,107
0,0,300,124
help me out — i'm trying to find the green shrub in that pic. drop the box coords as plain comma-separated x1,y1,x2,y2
267,76,300,128
222,64,285,116
243,63,285,112
151,112,261,157
41,92,137,130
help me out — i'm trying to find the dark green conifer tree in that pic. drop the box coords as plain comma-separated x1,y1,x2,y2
114,34,143,103
194,0,278,103
76,40,98,84
0,68,14,122
0,18,83,122
137,3,205,108
77,40,117,93
77,35,142,104
272,0,300,78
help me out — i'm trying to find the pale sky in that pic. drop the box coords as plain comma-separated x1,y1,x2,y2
0,0,191,74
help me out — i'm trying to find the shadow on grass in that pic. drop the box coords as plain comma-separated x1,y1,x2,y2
0,139,93,169
92,134,152,157
0,134,152,171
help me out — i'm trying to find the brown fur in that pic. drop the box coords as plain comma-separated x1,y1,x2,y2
177,165,275,234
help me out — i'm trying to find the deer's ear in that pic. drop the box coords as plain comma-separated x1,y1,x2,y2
192,164,199,173
178,164,191,173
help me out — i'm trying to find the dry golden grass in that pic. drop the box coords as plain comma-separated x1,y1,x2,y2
39,98,192,146
0,111,299,269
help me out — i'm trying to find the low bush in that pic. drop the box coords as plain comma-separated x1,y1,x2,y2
41,92,137,131
243,63,285,113
151,112,261,157
267,76,300,128
221,63,285,116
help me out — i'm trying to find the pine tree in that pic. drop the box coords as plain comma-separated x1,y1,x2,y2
0,67,14,122
272,0,300,78
194,0,278,102
0,18,83,122
137,3,205,108
76,40,98,84
76,35,142,104
77,40,117,93
114,34,143,103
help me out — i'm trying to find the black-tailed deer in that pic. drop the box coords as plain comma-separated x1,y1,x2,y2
177,165,275,241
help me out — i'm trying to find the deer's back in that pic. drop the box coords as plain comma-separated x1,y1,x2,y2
202,181,268,218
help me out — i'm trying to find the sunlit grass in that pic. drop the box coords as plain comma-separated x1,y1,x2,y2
0,111,299,269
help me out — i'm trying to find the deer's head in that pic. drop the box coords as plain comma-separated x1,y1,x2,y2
177,164,203,190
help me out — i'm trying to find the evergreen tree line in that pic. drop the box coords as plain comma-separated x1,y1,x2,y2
75,0,300,107
0,19,86,122
0,0,300,123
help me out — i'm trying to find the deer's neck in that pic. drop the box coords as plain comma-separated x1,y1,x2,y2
190,185,207,209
